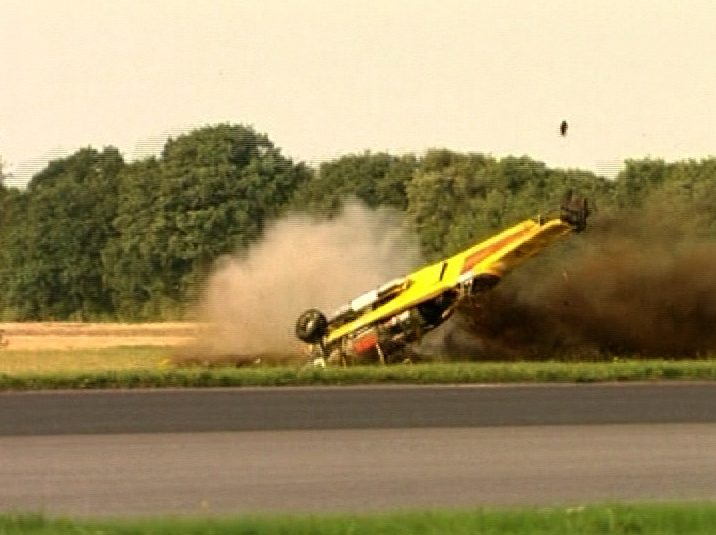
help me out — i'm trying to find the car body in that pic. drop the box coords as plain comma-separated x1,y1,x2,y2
295,193,589,365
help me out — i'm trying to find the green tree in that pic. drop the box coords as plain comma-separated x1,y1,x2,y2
406,150,503,258
0,147,124,319
289,151,418,216
0,188,27,319
406,150,612,259
101,158,165,319
104,124,310,318
614,158,669,209
638,158,716,237
0,156,6,189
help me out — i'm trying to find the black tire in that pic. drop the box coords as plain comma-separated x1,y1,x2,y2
560,191,589,232
417,292,457,327
295,309,328,343
470,273,501,294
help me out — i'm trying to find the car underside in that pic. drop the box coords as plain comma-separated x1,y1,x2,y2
295,192,589,366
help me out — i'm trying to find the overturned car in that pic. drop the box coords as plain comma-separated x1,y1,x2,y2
295,192,589,366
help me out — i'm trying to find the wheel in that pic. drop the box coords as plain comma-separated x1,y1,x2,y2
417,292,457,327
295,309,328,343
560,191,589,232
470,273,501,294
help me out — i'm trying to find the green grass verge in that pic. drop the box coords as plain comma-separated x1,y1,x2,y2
3,503,716,534
1,359,716,390
0,346,169,374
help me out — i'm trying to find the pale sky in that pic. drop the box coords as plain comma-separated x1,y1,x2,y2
2,0,716,187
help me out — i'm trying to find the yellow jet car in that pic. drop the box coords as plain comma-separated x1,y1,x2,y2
295,192,589,365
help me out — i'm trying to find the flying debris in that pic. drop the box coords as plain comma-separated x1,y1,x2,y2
560,120,568,136
295,192,590,366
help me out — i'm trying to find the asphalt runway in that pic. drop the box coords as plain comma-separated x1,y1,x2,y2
2,382,716,435
2,383,716,515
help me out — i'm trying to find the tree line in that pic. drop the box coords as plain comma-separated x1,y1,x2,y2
0,123,713,321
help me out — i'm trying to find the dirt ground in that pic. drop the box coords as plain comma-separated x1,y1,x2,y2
0,322,204,351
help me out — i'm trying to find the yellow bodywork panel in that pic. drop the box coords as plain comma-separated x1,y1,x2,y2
325,217,574,343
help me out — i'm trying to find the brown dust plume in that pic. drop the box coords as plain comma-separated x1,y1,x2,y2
459,203,716,360
188,203,422,363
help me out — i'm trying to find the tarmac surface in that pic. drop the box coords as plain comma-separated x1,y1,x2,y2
2,383,715,515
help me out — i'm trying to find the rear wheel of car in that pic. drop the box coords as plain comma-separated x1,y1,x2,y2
417,292,457,327
560,190,589,231
295,309,328,343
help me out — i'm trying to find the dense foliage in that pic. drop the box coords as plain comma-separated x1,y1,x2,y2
0,123,714,321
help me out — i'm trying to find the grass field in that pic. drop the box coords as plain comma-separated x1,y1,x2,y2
0,346,170,373
0,322,199,351
3,503,716,534
2,356,716,390
2,322,716,390
0,322,183,375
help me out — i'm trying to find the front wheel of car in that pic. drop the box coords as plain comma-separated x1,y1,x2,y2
295,309,328,343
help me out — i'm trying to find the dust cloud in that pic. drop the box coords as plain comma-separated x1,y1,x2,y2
459,203,716,360
189,203,422,362
187,197,716,364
